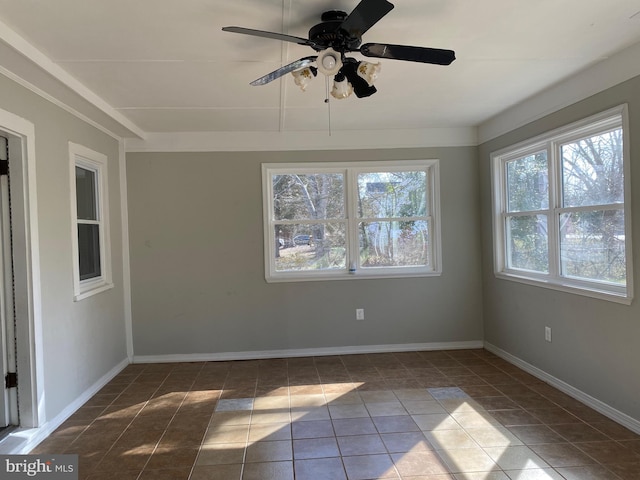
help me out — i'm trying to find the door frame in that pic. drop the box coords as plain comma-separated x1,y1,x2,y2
0,136,19,427
0,107,44,430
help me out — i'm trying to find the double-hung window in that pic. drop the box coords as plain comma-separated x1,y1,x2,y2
262,160,441,282
69,143,113,300
491,105,633,303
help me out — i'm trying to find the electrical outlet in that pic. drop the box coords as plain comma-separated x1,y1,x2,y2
356,308,365,320
545,326,552,343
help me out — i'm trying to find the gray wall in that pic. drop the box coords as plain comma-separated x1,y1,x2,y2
0,74,128,420
479,75,640,421
127,147,483,357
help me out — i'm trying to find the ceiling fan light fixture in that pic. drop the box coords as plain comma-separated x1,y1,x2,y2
342,61,378,98
330,72,353,99
357,61,381,86
291,66,317,91
317,48,343,76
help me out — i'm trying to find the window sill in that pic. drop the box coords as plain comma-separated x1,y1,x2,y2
494,271,632,305
266,270,442,283
74,281,114,302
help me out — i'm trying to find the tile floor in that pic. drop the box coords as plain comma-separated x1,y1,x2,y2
31,349,640,480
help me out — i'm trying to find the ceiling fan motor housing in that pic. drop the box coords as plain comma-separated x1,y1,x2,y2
308,11,362,52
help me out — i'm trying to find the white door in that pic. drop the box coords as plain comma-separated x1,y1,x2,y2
0,135,18,428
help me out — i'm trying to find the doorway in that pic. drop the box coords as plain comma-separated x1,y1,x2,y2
0,135,19,434
0,108,44,443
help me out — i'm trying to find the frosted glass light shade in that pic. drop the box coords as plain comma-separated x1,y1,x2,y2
292,67,315,91
357,61,381,86
331,77,353,99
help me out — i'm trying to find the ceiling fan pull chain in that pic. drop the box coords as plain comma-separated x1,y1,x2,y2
325,76,332,136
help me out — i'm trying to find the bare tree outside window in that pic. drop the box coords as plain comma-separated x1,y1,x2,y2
272,173,346,271
505,152,549,273
357,171,429,268
559,129,625,284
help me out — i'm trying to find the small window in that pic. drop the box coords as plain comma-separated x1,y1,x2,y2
76,166,102,281
263,160,441,282
69,143,113,300
491,105,633,303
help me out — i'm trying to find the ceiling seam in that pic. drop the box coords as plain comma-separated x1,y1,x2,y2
279,0,292,132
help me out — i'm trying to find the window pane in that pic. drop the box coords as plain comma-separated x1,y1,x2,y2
506,152,548,212
273,173,344,220
560,210,626,284
359,220,429,268
562,128,624,207
506,215,548,272
357,171,426,218
78,223,101,280
274,223,346,271
76,166,97,220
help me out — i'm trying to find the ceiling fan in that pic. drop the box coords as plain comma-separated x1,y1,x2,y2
222,0,455,99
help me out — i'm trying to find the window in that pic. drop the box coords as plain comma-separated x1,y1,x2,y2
263,160,441,282
491,105,633,303
69,143,112,300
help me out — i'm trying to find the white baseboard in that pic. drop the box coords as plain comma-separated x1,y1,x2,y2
484,342,640,435
133,340,485,364
0,357,130,454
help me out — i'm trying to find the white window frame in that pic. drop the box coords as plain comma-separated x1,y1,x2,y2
69,142,113,301
491,105,633,304
262,160,442,282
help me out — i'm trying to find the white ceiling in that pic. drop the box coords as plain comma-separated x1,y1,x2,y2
1,0,640,141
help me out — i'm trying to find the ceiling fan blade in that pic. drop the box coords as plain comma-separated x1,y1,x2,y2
360,43,456,65
222,26,317,48
250,57,317,86
339,0,394,38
